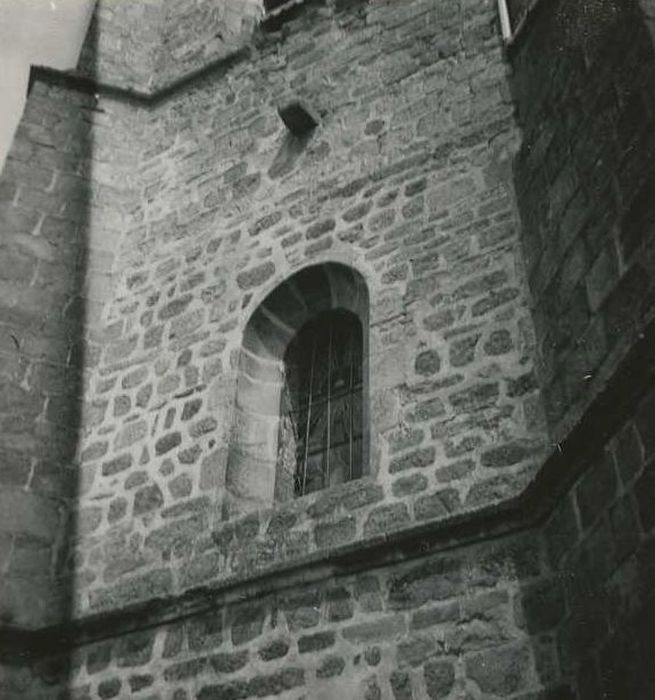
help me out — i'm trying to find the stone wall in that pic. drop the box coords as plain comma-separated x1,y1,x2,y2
510,0,655,442
2,0,655,697
542,377,655,698
25,529,563,700
71,0,548,619
0,74,135,628
4,325,654,698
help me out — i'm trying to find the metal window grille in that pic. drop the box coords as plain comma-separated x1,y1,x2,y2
281,309,363,497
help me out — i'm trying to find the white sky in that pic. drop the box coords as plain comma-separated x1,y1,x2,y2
0,0,95,170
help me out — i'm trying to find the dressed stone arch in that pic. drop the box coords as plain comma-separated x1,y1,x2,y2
225,262,370,518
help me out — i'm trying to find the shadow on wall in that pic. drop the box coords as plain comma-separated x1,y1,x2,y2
0,13,98,698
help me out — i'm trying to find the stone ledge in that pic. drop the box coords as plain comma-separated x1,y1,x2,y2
2,314,654,660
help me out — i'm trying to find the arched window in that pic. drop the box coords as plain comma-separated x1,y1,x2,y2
226,263,369,518
278,309,364,499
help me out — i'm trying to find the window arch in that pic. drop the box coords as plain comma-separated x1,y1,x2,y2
225,263,369,518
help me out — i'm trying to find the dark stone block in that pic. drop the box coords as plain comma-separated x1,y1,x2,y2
449,382,499,413
314,516,356,548
544,494,579,567
620,166,655,259
230,605,266,646
363,677,382,700
298,631,335,654
575,450,618,530
162,623,184,659
424,660,455,699
423,308,460,331
125,471,148,490
232,173,261,200
507,371,538,398
342,615,405,644
605,264,650,344
450,334,480,367
471,288,520,317
97,679,121,699
365,119,385,136
101,453,132,477
411,601,459,630
465,644,530,695
388,555,463,609
390,670,413,699
609,493,640,564
635,459,655,532
164,658,207,682
250,211,283,237
397,635,440,667
144,513,205,556
116,630,156,668
247,668,305,697
190,417,218,437
414,349,441,376
364,646,381,666
363,503,410,537
465,473,526,507
327,587,354,621
516,579,566,634
197,680,249,700
136,383,153,408
635,387,655,459
392,474,428,497
133,483,164,516
317,655,345,678
614,421,644,484
144,325,164,349
414,488,461,521
342,482,385,510
155,431,181,455
408,397,445,423
236,262,275,291
281,591,321,630
435,458,475,483
481,440,540,469
86,641,112,674
209,650,249,674
158,295,193,321
484,329,513,355
343,200,373,222
108,497,127,523
389,446,436,474
128,675,153,692
266,512,298,540
81,441,108,463
259,639,290,662
305,218,336,240
188,610,223,651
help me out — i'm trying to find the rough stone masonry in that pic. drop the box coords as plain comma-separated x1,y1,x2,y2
0,0,654,698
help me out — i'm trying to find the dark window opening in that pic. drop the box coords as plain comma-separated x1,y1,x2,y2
278,309,363,498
